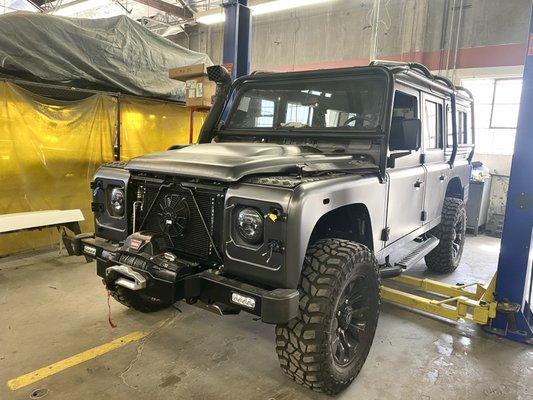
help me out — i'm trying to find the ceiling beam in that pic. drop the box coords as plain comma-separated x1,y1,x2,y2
134,0,193,19
25,0,48,8
28,0,57,5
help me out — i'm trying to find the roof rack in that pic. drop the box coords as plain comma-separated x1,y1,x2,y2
369,60,472,100
455,85,474,100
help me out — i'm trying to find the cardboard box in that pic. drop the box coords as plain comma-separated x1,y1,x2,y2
184,76,216,108
169,63,208,81
169,63,215,107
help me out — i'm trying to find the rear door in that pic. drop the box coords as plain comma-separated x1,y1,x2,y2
421,92,448,224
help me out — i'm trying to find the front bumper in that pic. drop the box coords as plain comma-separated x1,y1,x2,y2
66,234,299,324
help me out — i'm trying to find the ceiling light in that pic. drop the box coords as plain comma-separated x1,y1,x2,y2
196,0,334,25
53,0,112,17
196,12,226,25
252,0,331,16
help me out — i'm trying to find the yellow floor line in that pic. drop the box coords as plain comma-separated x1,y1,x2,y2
7,330,148,391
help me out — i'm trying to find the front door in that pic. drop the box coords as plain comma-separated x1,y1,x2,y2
386,88,425,243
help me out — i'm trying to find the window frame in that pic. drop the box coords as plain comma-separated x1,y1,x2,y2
489,78,522,130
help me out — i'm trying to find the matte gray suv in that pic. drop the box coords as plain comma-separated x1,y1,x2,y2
68,61,474,394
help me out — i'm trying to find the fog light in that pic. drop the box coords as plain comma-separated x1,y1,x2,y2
231,292,256,309
83,245,96,257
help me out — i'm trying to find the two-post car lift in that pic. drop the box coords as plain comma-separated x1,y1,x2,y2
380,7,533,344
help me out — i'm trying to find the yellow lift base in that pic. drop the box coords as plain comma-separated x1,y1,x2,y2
381,274,498,325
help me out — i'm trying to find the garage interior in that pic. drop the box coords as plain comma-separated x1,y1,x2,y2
0,1,532,399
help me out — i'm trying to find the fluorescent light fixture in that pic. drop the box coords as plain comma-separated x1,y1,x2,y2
196,0,333,25
253,0,331,16
196,12,226,25
1,0,39,14
53,0,112,17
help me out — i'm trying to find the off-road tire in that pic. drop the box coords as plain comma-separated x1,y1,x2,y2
425,197,466,273
109,285,170,313
275,239,380,395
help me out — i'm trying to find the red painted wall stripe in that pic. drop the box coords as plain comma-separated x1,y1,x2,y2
261,43,527,72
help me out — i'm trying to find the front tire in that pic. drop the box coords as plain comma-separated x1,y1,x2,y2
275,239,380,395
425,197,466,273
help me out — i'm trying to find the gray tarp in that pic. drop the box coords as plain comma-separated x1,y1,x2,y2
0,12,212,100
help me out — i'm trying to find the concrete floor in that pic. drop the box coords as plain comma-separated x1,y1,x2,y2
0,234,531,400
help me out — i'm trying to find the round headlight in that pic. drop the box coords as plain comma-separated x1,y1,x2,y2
110,187,125,216
236,208,264,244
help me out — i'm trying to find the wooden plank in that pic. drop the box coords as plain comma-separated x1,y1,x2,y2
0,210,84,234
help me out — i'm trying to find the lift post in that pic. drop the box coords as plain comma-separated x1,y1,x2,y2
484,7,533,344
222,0,252,80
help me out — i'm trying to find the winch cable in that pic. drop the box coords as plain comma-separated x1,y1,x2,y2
183,187,223,263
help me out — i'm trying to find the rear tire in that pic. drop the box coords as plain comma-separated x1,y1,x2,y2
275,239,380,395
425,197,466,273
109,285,170,313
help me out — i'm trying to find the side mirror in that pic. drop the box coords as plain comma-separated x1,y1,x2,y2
390,118,421,151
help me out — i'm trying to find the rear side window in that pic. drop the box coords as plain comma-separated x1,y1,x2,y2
457,111,467,144
447,108,471,146
423,100,443,149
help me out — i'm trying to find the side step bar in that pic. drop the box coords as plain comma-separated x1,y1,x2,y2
380,236,440,278
395,236,439,269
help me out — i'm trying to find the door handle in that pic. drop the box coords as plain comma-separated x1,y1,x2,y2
439,174,446,182
414,179,424,188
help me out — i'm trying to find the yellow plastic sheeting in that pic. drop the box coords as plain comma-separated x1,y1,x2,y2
0,82,116,256
191,109,209,143
120,96,194,160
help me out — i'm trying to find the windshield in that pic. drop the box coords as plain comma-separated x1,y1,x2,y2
225,76,386,131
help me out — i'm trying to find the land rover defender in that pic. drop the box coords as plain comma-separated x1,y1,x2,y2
68,61,474,394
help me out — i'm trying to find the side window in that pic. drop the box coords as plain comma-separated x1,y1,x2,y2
457,110,468,144
389,90,418,153
392,91,418,119
446,107,472,146
447,105,453,146
423,100,443,149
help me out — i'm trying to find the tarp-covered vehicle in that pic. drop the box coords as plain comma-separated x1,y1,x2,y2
0,13,211,100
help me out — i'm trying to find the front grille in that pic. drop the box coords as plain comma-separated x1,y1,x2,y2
132,179,224,260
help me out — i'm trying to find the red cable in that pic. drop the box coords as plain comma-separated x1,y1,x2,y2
107,291,117,328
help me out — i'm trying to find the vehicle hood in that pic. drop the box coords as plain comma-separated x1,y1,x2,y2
125,143,376,182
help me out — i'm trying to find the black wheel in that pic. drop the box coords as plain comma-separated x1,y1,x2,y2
275,239,380,395
425,197,466,273
108,285,170,313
